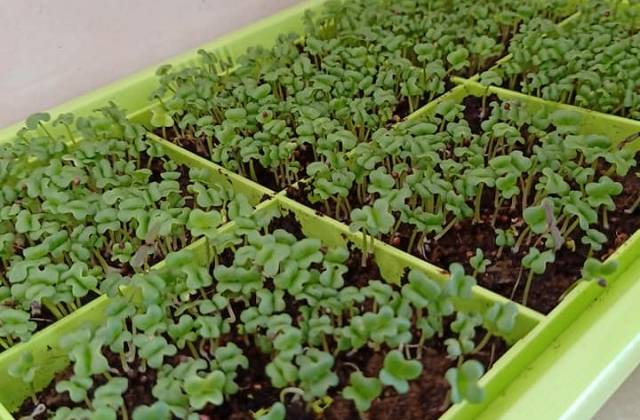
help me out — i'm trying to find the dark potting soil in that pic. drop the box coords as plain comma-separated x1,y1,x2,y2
390,182,640,315
286,95,640,314
268,211,307,241
16,215,507,420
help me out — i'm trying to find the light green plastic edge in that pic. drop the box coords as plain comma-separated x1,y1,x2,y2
476,244,640,420
424,80,640,419
0,0,330,144
0,194,542,418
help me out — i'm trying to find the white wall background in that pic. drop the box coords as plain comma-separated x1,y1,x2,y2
0,0,299,127
0,0,638,418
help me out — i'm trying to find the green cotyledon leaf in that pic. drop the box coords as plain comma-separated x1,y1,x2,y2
379,350,422,394
342,371,383,412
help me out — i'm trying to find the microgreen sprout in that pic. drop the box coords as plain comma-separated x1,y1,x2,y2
445,360,485,404
342,371,383,412
149,0,571,191
499,2,640,118
379,349,422,394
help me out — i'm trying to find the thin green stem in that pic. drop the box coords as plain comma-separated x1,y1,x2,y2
522,270,535,306
563,219,581,240
433,218,457,241
92,249,111,272
38,122,55,141
43,300,65,320
361,231,369,267
473,184,484,223
626,194,640,214
407,229,420,254
121,405,129,420
63,123,76,144
472,331,492,354
512,225,530,253
491,194,503,226
249,160,258,182
187,341,200,359
510,266,524,300
119,351,130,373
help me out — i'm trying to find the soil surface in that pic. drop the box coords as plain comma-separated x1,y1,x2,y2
287,95,640,314
17,215,506,420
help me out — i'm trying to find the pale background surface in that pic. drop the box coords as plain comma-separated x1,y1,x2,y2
0,0,299,126
0,0,638,418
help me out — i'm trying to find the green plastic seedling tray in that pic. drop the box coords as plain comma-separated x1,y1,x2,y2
0,0,295,352
0,193,541,418
421,80,640,419
287,77,640,419
469,0,640,116
0,0,329,415
2,0,640,418
0,136,275,413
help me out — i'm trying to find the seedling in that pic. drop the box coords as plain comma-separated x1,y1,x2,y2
379,350,422,394
349,199,394,266
342,371,383,412
520,247,556,305
495,228,515,258
184,369,226,408
303,87,634,318
149,0,570,192
469,249,491,277
581,258,618,287
445,360,485,404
